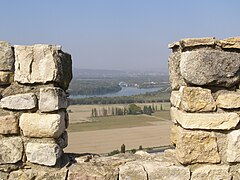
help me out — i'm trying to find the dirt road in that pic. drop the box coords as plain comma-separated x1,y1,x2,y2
65,121,172,154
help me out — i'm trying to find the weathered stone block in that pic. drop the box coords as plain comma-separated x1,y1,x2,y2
8,168,68,180
191,165,231,180
119,161,148,180
220,37,240,49
170,107,239,130
0,93,37,110
179,86,216,112
0,41,14,71
14,44,72,90
0,115,18,134
170,124,179,146
143,161,190,180
168,51,187,90
0,137,23,164
19,112,65,138
39,87,67,112
68,163,118,180
226,130,240,163
26,142,62,166
180,50,240,87
175,126,220,164
170,91,181,108
0,71,13,85
0,171,9,180
180,37,215,48
216,91,240,109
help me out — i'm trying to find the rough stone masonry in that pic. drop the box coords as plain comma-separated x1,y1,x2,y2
1,38,240,179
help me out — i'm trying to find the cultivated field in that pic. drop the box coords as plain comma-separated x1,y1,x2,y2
66,103,172,154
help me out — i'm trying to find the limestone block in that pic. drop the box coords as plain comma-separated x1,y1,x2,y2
0,115,18,134
170,91,181,108
175,126,220,164
226,130,240,162
0,71,13,85
220,37,240,49
14,44,72,90
168,51,187,90
191,165,231,180
0,41,14,71
19,112,65,138
180,37,215,48
0,93,37,110
0,171,9,180
179,86,216,112
180,50,240,87
8,168,68,180
170,107,239,130
119,161,148,180
143,161,190,180
26,142,62,166
216,91,240,109
39,87,67,112
68,163,118,180
170,124,179,145
0,137,23,164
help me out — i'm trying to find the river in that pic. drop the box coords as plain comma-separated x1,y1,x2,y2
70,87,161,99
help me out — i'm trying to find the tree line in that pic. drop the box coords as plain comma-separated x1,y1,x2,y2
91,103,165,117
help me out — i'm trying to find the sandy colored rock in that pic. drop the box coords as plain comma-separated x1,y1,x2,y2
0,171,9,180
26,142,62,166
68,163,118,180
220,37,240,49
170,124,179,145
0,137,23,164
0,41,14,71
0,71,13,85
179,86,216,112
39,87,68,112
226,130,240,163
14,44,72,90
180,50,240,87
180,37,215,48
8,167,68,180
170,107,239,130
143,161,190,180
119,161,148,180
175,126,220,164
19,112,65,138
168,51,187,90
0,93,37,110
0,115,18,134
170,91,181,108
216,91,240,109
191,165,231,180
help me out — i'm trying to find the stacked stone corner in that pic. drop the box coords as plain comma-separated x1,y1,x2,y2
168,37,240,179
0,41,72,172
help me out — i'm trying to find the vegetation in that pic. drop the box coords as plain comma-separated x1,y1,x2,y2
69,79,121,95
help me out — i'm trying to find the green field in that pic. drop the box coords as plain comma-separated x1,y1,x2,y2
68,110,170,132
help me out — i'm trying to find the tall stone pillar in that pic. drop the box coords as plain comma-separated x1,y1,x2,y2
0,42,72,169
169,37,240,179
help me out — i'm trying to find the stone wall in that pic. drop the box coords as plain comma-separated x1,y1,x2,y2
169,37,240,179
1,38,240,179
0,41,72,179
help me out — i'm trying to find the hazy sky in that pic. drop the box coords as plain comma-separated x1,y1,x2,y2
1,0,239,72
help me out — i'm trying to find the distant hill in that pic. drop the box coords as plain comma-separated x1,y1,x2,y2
73,68,168,79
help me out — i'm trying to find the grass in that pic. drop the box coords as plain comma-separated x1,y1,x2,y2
68,110,171,132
